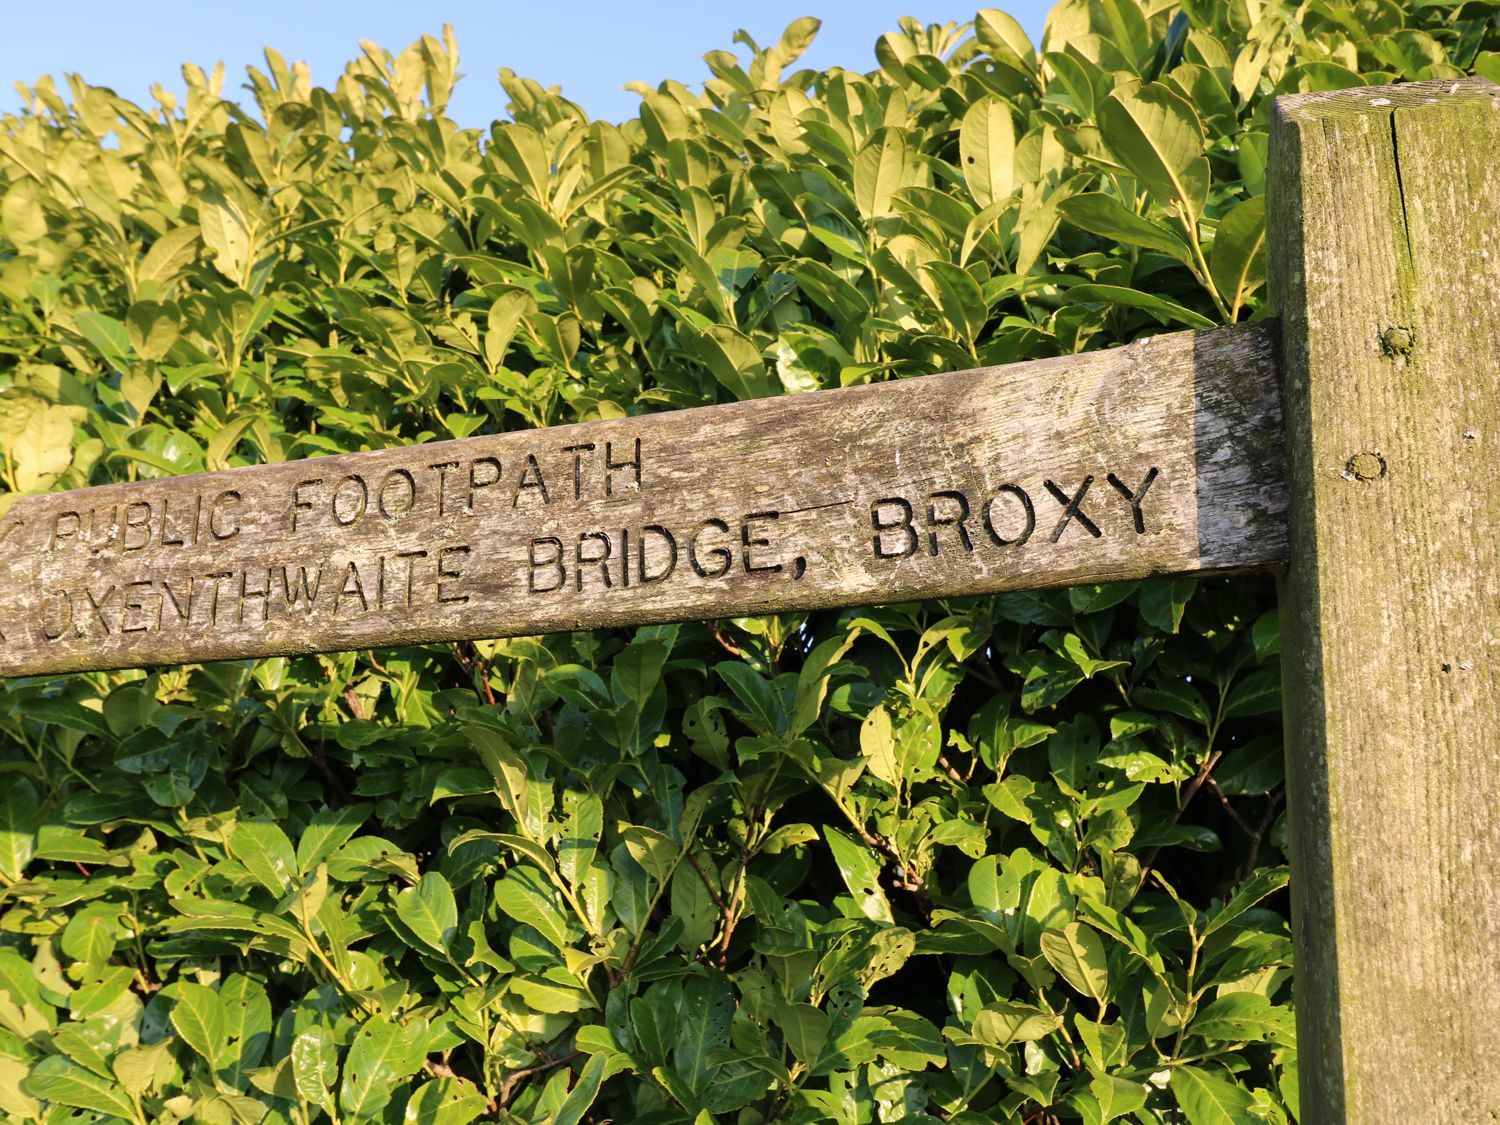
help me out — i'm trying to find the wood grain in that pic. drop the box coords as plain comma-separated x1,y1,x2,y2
0,322,1285,677
1270,78,1500,1122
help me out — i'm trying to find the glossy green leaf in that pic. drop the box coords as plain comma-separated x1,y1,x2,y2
1209,195,1267,319
230,819,297,895
853,127,911,221
860,703,900,788
291,1027,338,1109
395,871,459,955
1,180,46,244
554,1053,608,1125
824,826,893,924
1170,1064,1259,1124
339,1015,427,1120
0,777,37,883
1058,193,1192,263
970,999,1062,1047
60,903,121,970
296,804,373,873
1098,82,1210,225
170,981,227,1069
0,392,83,492
1040,922,1109,1003
777,1002,829,1065
672,974,735,1095
1090,1073,1148,1122
1064,284,1215,329
1204,866,1291,936
1189,992,1294,1044
494,865,572,950
404,1076,488,1124
960,96,1016,208
21,1057,136,1120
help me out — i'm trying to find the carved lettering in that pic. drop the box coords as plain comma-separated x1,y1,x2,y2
605,438,642,496
871,498,918,559
467,457,501,513
1044,477,1101,542
281,565,322,613
576,532,613,591
1107,468,1160,534
529,537,566,593
437,546,469,604
391,550,428,608
50,510,80,550
690,519,733,579
160,494,189,547
984,485,1035,547
926,491,973,554
429,461,461,516
377,469,416,520
514,455,550,506
871,470,1158,562
563,443,596,500
238,568,270,624
742,512,782,574
40,591,72,641
120,581,155,634
122,501,152,551
84,585,118,634
161,578,194,626
290,479,321,532
638,525,677,585
336,562,369,614
332,476,368,527
209,491,242,541
204,572,233,624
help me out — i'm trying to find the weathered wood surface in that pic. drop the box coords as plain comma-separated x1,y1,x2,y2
1270,78,1500,1122
0,322,1285,677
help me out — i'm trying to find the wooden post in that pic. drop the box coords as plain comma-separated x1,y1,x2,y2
1269,79,1500,1121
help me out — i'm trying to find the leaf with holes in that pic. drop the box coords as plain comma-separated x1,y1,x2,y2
824,826,892,924
339,1015,427,1121
960,96,1016,208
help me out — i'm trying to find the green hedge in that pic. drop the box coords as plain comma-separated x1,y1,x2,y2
1,3,1495,1122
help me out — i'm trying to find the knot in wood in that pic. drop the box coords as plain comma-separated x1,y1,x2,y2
1346,452,1387,481
1379,325,1415,359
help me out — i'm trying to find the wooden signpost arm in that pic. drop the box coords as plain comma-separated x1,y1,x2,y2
1269,78,1500,1121
0,324,1284,677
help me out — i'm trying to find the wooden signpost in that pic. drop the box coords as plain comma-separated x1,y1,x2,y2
0,79,1495,1121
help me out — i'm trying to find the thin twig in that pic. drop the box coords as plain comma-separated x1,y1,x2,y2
1135,749,1222,895
1240,789,1285,882
1205,777,1256,838
711,626,747,660
500,1050,581,1107
685,850,728,915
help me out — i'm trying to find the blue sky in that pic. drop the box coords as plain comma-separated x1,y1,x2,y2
1,1,1052,126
